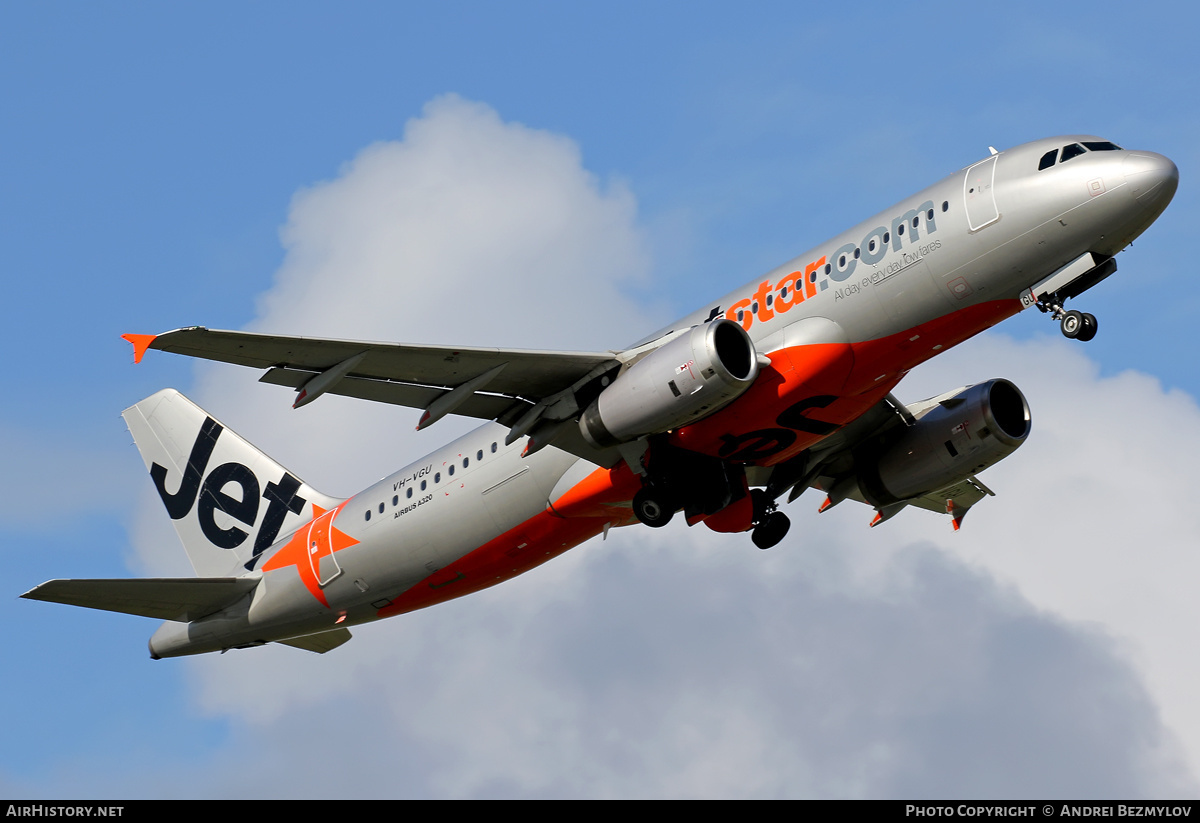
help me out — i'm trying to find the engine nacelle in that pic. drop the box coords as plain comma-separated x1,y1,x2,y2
858,379,1031,505
580,319,759,448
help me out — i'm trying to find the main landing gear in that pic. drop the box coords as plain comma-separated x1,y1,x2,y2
632,485,677,529
750,490,791,550
624,460,792,551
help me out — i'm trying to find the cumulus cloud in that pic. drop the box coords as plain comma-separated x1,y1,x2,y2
130,97,1199,797
166,521,1193,798
188,94,659,493
877,332,1200,791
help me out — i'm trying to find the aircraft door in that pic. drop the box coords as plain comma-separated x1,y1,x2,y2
305,508,344,587
964,156,1000,231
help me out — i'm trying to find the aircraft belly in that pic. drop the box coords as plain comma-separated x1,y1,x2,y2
376,507,610,618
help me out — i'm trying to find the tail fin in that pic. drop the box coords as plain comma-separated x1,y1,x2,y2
123,389,344,577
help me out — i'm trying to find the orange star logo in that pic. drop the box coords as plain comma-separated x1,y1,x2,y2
262,502,359,607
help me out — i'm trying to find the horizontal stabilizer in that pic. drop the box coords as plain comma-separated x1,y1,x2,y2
276,628,353,654
21,577,258,622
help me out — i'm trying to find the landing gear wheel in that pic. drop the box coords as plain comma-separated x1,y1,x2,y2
751,511,791,550
1078,312,1098,342
1061,310,1084,339
633,488,674,528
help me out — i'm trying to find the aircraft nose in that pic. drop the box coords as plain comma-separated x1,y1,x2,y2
1124,151,1179,212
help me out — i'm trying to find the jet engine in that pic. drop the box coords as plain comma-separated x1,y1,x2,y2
579,319,759,448
856,379,1031,506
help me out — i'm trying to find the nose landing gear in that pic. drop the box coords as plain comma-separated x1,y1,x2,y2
1036,296,1098,342
1025,252,1115,343
1059,309,1098,341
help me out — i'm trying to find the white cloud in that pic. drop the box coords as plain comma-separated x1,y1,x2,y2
876,331,1200,790
188,94,660,495
128,98,1199,798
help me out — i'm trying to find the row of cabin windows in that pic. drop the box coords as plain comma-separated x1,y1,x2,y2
738,201,950,319
1037,141,1122,171
363,440,501,521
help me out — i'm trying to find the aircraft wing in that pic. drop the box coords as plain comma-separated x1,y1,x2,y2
763,392,999,531
126,327,627,464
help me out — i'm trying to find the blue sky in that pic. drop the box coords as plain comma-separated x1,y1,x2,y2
4,2,1199,798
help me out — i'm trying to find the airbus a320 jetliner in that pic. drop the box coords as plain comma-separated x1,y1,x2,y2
24,136,1178,658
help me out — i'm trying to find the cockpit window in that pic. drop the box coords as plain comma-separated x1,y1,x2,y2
1038,141,1123,172
1060,143,1087,163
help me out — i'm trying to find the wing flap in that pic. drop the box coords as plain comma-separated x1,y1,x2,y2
909,477,992,515
258,366,527,420
21,577,259,622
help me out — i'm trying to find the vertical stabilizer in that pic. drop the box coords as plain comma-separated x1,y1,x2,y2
123,389,344,577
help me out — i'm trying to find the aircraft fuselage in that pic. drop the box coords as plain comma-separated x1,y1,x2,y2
39,135,1181,658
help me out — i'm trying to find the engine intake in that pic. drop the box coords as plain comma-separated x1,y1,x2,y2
580,319,759,448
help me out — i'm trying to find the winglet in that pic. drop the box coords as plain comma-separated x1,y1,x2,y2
122,333,157,364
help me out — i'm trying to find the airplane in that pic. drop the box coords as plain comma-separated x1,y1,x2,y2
22,135,1178,658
